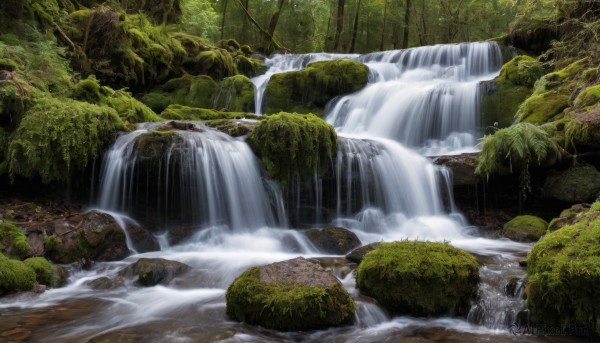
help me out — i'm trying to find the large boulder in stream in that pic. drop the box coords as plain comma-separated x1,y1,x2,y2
503,215,548,242
225,257,355,331
527,202,600,336
356,241,479,316
118,258,191,287
304,227,361,255
263,59,369,117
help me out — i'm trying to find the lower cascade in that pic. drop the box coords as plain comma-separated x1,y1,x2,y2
1,42,546,342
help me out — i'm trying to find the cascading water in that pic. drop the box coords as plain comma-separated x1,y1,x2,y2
97,122,287,229
1,43,563,342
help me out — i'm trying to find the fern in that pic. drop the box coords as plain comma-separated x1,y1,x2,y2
476,123,561,195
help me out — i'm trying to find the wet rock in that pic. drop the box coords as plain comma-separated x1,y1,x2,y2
548,203,591,231
502,215,548,242
166,226,196,246
118,258,191,287
225,257,355,331
356,241,479,317
346,242,381,263
87,276,125,290
544,164,600,203
431,153,479,186
125,222,159,253
304,227,361,255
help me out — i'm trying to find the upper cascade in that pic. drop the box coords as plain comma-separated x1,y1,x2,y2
96,122,287,230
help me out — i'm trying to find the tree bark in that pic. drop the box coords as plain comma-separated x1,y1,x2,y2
234,0,285,53
220,0,228,40
333,0,345,51
402,0,410,48
380,0,388,51
267,0,286,37
349,0,361,53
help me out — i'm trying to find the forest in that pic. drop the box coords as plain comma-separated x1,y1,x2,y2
0,0,599,342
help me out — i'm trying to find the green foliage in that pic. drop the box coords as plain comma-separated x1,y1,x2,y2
181,0,219,41
0,221,30,259
160,104,259,121
23,257,67,288
503,215,548,242
246,112,338,186
355,241,479,316
527,206,600,336
71,76,161,123
225,267,355,331
476,123,560,195
7,97,125,183
263,59,369,116
0,253,36,295
499,56,545,87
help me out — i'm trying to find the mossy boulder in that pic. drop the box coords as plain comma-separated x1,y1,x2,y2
481,56,544,128
6,97,125,183
204,119,257,137
574,85,600,109
246,112,338,186
23,257,67,288
213,75,255,112
548,203,590,231
356,241,479,316
118,258,190,287
304,227,361,255
515,90,570,124
0,253,36,295
225,257,355,331
346,242,381,263
526,204,600,336
263,59,369,116
0,221,30,259
235,55,267,78
565,108,600,149
142,75,218,113
543,164,600,203
503,215,548,242
159,105,259,121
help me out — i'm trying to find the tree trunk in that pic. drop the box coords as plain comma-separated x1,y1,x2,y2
380,0,388,51
402,0,410,48
241,0,249,43
392,0,400,49
220,0,228,40
349,0,361,53
234,0,285,53
333,0,345,51
267,0,286,37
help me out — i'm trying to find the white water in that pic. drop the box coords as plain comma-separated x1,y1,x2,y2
0,43,554,342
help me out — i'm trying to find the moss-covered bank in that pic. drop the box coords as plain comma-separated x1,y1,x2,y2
356,241,479,316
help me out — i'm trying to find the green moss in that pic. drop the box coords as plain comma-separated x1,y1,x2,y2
235,55,267,78
225,267,354,331
527,206,600,335
574,85,600,109
7,97,125,183
564,109,600,149
72,76,161,123
142,75,218,112
498,55,545,87
515,90,570,123
592,202,600,212
0,58,18,71
195,49,236,81
160,104,259,121
503,215,548,242
213,75,255,112
246,112,338,186
23,256,67,287
356,241,479,316
0,221,30,259
0,253,36,295
263,59,369,116
543,164,600,203
476,122,561,194
482,79,531,128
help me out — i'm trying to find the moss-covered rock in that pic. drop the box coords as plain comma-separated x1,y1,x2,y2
304,227,361,255
71,76,161,123
548,203,590,231
246,112,338,186
263,59,369,116
160,104,258,121
213,75,255,112
0,221,30,259
565,108,600,149
515,90,570,124
356,241,479,316
142,75,218,113
574,85,600,109
235,55,267,78
0,253,36,295
204,119,257,137
225,257,355,331
346,242,381,263
118,258,190,287
527,204,600,336
543,164,600,203
481,56,544,128
23,257,67,288
503,215,548,242
7,97,125,183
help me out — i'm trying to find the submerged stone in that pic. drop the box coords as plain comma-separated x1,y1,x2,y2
304,227,361,255
356,241,479,316
225,257,355,331
118,258,190,287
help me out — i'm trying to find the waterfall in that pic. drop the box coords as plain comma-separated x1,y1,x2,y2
97,122,287,230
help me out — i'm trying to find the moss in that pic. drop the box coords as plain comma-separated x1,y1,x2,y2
71,76,161,123
263,59,369,116
0,58,18,72
225,267,354,331
235,55,267,78
482,78,531,128
213,75,255,112
356,241,479,316
195,49,236,81
574,85,600,109
160,104,259,121
0,221,30,259
142,75,218,113
204,119,256,137
246,112,338,186
7,97,125,183
498,55,545,87
0,253,36,295
515,90,570,123
23,256,67,287
543,164,600,203
564,108,600,149
527,206,600,336
503,215,548,242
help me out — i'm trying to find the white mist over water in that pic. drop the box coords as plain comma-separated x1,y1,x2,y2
0,42,552,342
